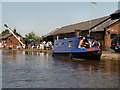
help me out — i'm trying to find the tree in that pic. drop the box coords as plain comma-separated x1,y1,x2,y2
0,33,2,37
25,31,40,41
40,35,44,42
1,29,10,36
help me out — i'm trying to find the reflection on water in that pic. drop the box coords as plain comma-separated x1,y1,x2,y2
2,50,119,88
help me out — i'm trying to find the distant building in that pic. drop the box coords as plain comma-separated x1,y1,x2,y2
0,28,24,49
44,10,120,51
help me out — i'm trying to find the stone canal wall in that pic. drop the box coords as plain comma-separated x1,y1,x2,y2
101,51,119,60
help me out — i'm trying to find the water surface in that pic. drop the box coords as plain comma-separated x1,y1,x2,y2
2,50,119,88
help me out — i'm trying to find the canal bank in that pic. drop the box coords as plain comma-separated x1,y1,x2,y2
101,51,119,60
1,48,119,60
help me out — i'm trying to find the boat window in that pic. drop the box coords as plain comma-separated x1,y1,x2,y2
56,44,58,47
68,41,72,48
62,43,64,47
59,43,61,47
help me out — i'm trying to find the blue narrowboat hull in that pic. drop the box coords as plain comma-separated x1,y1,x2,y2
53,51,101,60
53,47,102,60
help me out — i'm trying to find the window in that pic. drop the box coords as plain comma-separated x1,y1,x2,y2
59,43,61,47
9,37,12,42
56,44,58,47
68,41,72,48
62,43,64,47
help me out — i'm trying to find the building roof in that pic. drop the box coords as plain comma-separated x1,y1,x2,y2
91,10,120,32
110,10,120,16
110,10,120,20
44,28,60,37
44,16,110,37
0,34,12,40
0,33,22,40
91,19,120,32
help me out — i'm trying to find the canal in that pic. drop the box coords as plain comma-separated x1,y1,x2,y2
2,50,119,88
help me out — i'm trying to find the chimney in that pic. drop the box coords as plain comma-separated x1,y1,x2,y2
14,27,16,34
75,28,81,37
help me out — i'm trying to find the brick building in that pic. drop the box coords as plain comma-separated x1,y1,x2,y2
103,19,120,50
44,10,120,51
0,28,24,49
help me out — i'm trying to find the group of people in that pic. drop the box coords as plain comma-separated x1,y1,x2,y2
39,41,53,50
79,37,100,48
26,41,53,50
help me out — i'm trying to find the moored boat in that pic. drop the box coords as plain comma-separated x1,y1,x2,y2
52,36,102,60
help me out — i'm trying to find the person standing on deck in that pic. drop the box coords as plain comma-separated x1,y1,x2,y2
92,38,100,47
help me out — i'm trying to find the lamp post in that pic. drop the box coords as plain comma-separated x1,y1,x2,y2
89,2,97,37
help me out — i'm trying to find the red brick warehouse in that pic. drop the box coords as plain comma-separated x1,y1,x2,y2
1,28,24,49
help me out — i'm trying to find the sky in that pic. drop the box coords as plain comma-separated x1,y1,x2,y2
1,2,118,37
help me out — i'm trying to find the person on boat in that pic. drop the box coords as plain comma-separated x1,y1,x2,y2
79,37,90,48
92,38,100,47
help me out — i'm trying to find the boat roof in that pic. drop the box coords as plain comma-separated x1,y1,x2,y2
55,36,95,42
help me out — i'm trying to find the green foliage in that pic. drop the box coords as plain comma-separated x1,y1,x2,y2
0,33,2,37
40,35,44,42
25,31,40,41
1,29,10,36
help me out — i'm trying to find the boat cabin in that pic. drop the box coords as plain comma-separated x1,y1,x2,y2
54,36,95,49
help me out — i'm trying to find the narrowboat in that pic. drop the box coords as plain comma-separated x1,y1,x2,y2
52,37,102,60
